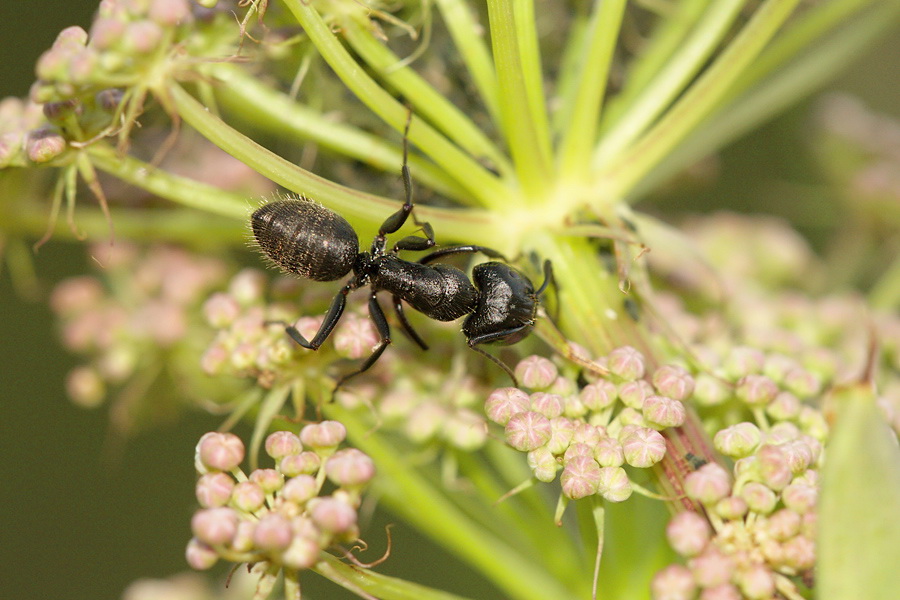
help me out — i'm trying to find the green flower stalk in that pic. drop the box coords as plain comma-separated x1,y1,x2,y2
3,1,900,599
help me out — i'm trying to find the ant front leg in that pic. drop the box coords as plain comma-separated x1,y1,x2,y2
284,284,351,350
333,292,393,395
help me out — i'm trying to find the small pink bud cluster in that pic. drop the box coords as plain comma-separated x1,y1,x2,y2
485,349,697,503
51,244,226,409
653,423,821,599
187,424,375,573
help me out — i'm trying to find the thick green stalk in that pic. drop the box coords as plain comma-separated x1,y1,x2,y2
434,0,502,126
282,0,511,207
207,64,471,202
485,0,553,200
167,82,501,243
337,16,513,179
595,0,803,200
591,0,745,167
326,405,580,600
557,0,627,181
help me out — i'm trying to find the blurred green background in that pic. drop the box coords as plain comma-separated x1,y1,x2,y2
1,2,898,600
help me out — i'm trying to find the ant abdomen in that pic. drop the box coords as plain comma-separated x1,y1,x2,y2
252,198,359,282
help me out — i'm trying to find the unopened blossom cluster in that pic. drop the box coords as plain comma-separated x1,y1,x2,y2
485,347,692,502
187,423,375,582
51,243,227,410
652,419,821,600
1,0,235,167
200,267,391,389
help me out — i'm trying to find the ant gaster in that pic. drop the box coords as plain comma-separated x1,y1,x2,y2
251,113,553,392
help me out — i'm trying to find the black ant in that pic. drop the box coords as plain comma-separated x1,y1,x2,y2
251,113,552,392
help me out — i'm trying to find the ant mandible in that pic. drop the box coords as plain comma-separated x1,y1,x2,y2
251,111,553,393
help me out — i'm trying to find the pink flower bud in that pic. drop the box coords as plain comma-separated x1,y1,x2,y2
580,379,617,411
124,20,163,54
783,367,821,398
325,448,376,487
782,482,817,514
689,547,735,588
195,472,234,508
280,451,321,477
734,565,775,600
618,379,654,409
651,565,696,600
253,513,292,551
333,314,379,359
505,411,552,451
527,447,558,482
666,511,711,557
265,431,302,459
766,508,801,541
572,422,603,445
149,0,191,25
185,538,218,570
715,496,748,520
642,395,686,429
25,128,65,163
597,466,632,502
652,365,695,401
197,432,244,471
309,497,358,534
530,392,564,419
300,421,347,449
757,445,792,491
607,346,645,381
740,482,777,514
766,391,801,420
714,422,761,458
514,355,557,389
560,456,601,499
736,374,778,406
231,481,265,512
250,468,284,494
203,293,240,328
191,507,238,546
563,442,593,462
685,463,731,505
593,437,624,467
444,409,488,451
781,535,815,571
282,474,318,505
485,387,529,425
621,427,667,468
545,417,575,455
65,366,106,408
282,535,321,570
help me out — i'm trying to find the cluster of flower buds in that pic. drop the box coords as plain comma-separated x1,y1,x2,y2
186,424,376,581
51,243,226,409
0,1,238,168
200,267,384,389
652,420,820,599
485,348,695,502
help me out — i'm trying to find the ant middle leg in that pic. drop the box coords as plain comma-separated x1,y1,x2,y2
333,292,393,395
392,294,429,350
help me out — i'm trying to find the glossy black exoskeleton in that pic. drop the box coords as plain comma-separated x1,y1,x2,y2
251,114,552,392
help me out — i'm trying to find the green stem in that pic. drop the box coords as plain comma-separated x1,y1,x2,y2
326,405,577,600
338,16,513,180
557,0,626,182
485,0,553,200
315,553,472,600
167,82,500,243
281,0,510,207
434,0,502,125
595,0,803,200
88,146,248,219
207,63,470,202
631,0,900,200
591,0,745,167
